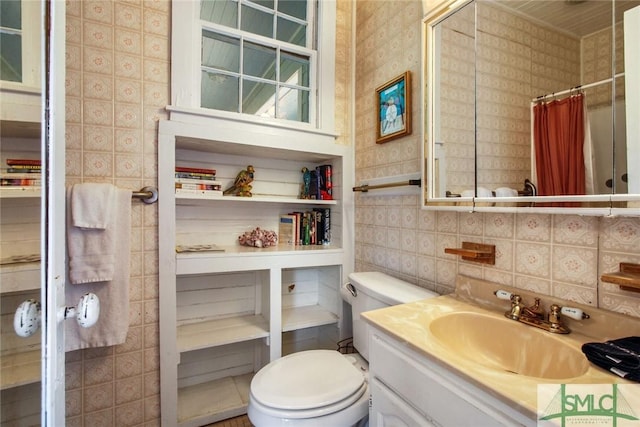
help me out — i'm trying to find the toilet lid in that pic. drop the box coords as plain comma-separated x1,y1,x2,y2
251,350,365,410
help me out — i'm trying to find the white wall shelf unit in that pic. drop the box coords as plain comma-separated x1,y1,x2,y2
159,117,354,426
0,124,42,415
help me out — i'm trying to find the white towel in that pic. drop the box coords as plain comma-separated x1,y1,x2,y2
67,184,116,284
65,187,131,350
71,183,116,229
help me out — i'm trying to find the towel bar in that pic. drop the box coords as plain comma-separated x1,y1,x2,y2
132,186,158,204
353,179,421,192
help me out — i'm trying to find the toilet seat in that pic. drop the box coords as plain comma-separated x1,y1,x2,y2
250,350,367,418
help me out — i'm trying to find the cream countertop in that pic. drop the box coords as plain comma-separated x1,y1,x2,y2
361,275,640,420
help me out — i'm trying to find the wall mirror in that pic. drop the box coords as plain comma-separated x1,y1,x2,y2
423,0,640,212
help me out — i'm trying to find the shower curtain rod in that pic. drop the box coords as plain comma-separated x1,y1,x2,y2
532,72,625,103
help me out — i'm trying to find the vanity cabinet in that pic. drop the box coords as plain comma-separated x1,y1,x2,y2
158,117,353,426
368,328,533,427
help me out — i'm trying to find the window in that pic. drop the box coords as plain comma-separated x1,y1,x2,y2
171,0,335,132
0,0,40,88
0,0,23,82
199,0,313,122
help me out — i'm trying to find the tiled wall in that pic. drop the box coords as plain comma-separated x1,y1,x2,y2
354,0,640,318
63,0,353,425
64,1,170,425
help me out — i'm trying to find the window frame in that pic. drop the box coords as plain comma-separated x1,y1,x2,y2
170,0,335,135
0,0,42,123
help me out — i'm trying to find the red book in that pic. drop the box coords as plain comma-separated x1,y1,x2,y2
175,166,216,175
7,159,42,166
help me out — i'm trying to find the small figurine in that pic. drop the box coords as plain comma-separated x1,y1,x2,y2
300,167,311,199
224,165,255,197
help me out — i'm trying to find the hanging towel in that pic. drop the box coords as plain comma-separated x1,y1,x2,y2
67,183,117,284
581,336,640,382
71,182,116,229
65,186,131,351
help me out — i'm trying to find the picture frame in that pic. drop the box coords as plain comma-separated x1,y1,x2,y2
376,71,412,144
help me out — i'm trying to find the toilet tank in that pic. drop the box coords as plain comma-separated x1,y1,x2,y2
345,272,439,361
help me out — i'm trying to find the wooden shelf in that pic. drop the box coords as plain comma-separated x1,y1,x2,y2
177,315,269,353
282,304,339,332
444,242,495,265
601,263,640,292
1,349,41,390
178,373,252,427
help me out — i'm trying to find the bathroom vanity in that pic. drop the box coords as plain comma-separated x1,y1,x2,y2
363,275,640,426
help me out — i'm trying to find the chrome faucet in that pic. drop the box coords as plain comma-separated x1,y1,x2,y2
494,290,589,334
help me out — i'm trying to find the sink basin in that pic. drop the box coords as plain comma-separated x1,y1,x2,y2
429,312,590,380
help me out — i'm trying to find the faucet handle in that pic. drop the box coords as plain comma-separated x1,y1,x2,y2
494,290,512,301
560,306,590,320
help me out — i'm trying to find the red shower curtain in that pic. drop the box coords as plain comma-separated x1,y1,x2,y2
533,94,586,197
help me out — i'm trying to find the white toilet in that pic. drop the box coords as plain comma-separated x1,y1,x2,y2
247,271,439,426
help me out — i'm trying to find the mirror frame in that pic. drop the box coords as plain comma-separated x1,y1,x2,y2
422,0,640,215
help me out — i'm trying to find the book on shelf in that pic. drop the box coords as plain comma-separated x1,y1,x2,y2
175,166,217,181
175,172,217,180
175,177,222,185
314,207,331,245
175,182,222,191
7,159,42,166
175,166,216,175
4,159,42,175
1,178,42,186
316,165,333,200
175,188,224,198
279,214,297,245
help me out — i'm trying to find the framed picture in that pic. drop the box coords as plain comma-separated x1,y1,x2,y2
376,71,412,144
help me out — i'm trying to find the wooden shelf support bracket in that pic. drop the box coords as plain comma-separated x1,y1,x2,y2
601,263,640,293
444,242,495,265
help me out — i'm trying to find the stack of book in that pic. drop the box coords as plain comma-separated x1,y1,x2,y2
279,208,331,246
305,165,333,200
1,159,42,189
175,166,223,198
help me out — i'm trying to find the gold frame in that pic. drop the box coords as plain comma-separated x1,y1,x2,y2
375,71,412,144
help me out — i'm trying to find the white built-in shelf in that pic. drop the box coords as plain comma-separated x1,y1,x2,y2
0,261,40,293
1,349,41,390
176,245,344,275
178,373,252,427
177,315,269,353
0,187,41,198
282,305,339,332
175,193,337,205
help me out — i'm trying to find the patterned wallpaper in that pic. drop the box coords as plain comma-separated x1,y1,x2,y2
354,0,640,318
65,1,169,425
63,0,354,425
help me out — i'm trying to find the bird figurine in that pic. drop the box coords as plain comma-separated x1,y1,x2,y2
224,165,255,197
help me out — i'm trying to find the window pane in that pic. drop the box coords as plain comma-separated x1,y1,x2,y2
241,4,273,38
0,0,21,29
202,30,240,72
277,17,305,46
278,87,309,122
249,0,274,10
278,0,306,20
243,42,276,80
201,71,239,112
201,0,237,28
280,51,309,87
0,33,22,82
243,79,276,117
